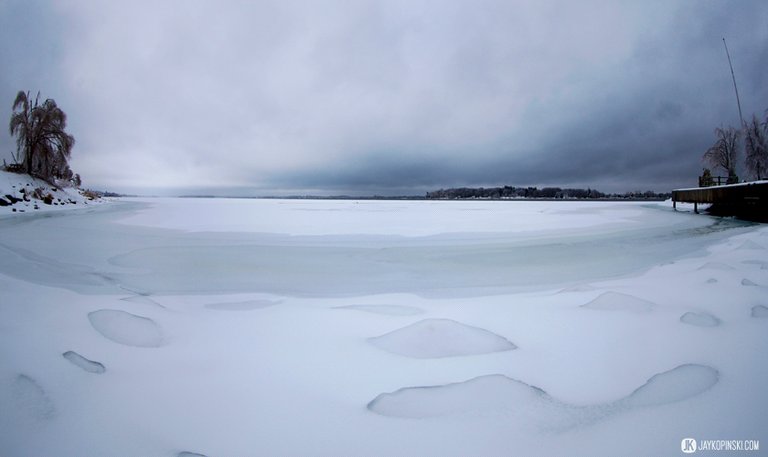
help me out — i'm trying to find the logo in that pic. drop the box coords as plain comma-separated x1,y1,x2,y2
682,438,697,453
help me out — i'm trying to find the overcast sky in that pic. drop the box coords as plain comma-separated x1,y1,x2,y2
1,0,767,195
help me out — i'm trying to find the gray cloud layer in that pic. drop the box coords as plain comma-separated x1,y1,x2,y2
2,0,767,194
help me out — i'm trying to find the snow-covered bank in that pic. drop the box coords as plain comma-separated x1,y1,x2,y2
0,169,103,216
0,198,765,456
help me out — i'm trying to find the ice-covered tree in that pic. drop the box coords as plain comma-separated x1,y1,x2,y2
8,91,76,183
743,113,768,180
703,126,740,183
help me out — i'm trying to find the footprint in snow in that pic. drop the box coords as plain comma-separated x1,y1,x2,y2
63,351,106,374
11,374,56,421
751,305,768,318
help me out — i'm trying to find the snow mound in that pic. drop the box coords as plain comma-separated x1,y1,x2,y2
581,291,655,312
620,364,719,408
63,351,106,374
737,240,765,250
368,318,516,358
367,374,564,419
751,305,768,318
741,278,758,286
335,304,423,315
679,312,720,327
121,295,165,308
88,309,164,347
12,374,55,421
742,259,768,269
204,299,281,311
368,364,719,426
697,262,734,271
557,284,596,293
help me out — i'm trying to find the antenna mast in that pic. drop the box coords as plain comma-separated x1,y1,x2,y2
722,37,744,127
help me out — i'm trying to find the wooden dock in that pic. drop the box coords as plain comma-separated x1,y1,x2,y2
672,181,768,220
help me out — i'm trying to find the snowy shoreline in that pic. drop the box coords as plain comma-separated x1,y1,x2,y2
0,198,765,456
0,170,105,216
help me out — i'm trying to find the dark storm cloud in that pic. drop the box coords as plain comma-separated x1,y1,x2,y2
1,1,767,194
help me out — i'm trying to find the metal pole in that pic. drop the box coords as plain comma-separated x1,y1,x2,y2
723,37,745,127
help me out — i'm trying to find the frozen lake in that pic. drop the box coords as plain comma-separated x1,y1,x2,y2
0,198,766,456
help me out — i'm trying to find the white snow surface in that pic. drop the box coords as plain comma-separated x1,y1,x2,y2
0,197,766,456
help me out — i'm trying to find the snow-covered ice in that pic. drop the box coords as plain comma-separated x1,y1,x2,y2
0,197,766,456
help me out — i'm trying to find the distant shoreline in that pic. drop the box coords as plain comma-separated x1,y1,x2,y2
169,195,668,202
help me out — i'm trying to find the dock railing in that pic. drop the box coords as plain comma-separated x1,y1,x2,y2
698,175,737,187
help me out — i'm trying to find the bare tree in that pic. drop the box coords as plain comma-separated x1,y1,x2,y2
703,126,740,183
744,113,768,180
9,91,75,183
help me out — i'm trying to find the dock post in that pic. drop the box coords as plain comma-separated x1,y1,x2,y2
694,202,698,214
673,199,676,210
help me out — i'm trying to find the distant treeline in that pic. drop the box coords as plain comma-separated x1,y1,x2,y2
426,186,671,200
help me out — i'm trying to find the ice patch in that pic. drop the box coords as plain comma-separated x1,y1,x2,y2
335,304,424,316
63,351,106,374
368,364,719,429
751,305,768,318
368,319,516,358
741,278,758,286
581,292,655,312
205,299,281,311
11,374,55,420
88,309,164,347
